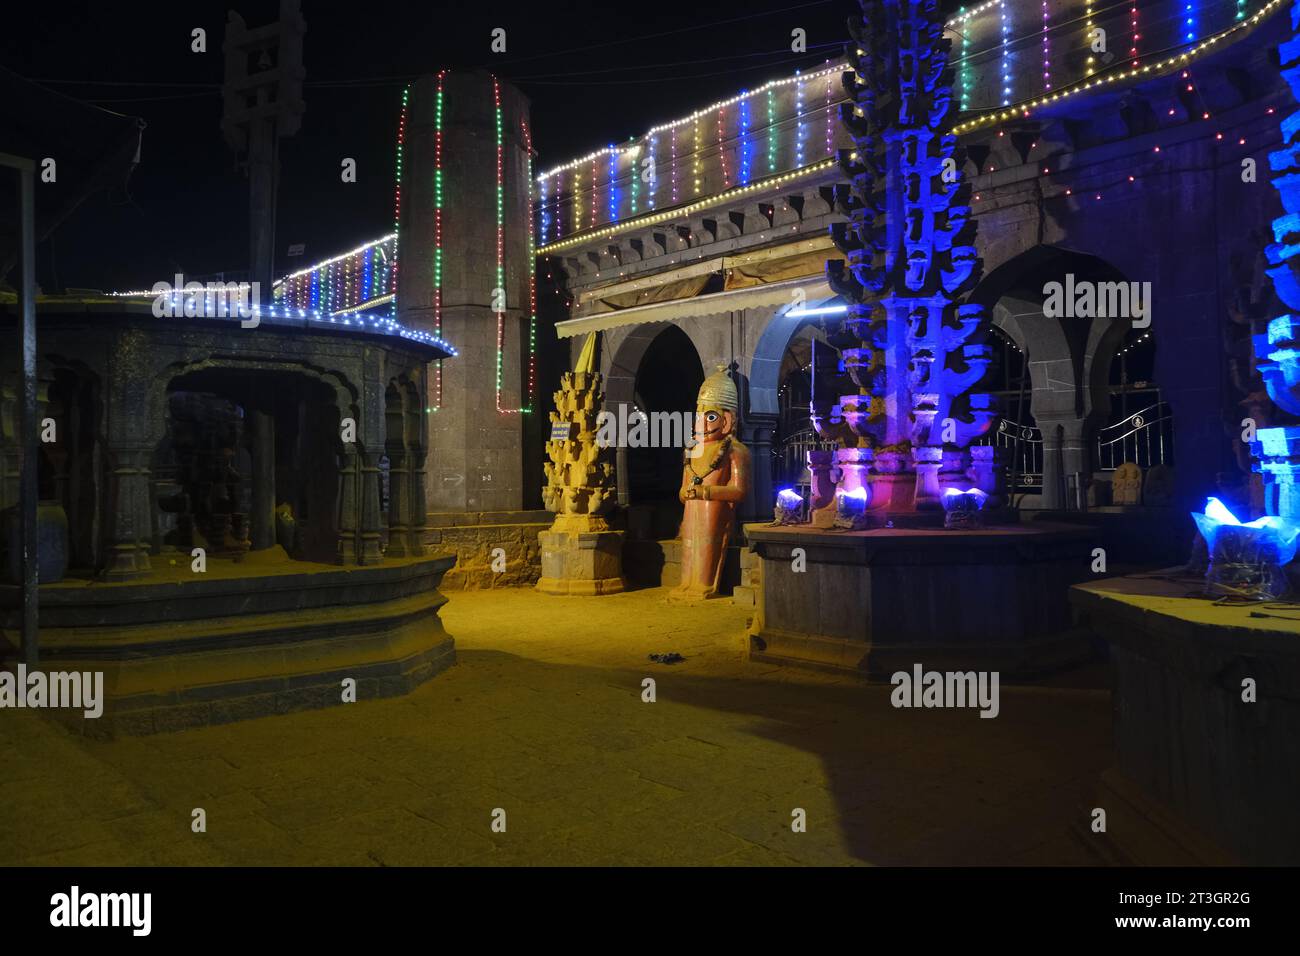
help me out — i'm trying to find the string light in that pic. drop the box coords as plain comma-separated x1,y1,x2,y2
1131,2,1141,67
795,69,805,166
767,86,777,172
717,106,731,189
1001,1,1011,106
960,5,971,110
493,76,535,414
520,115,538,414
1086,0,1096,73
825,72,834,156
537,158,836,255
608,146,620,222
952,2,1285,134
1042,0,1051,91
431,70,447,410
693,114,702,194
111,292,458,354
739,94,751,186
535,63,841,182
648,134,658,208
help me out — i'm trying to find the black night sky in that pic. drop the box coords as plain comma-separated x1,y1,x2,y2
2,0,855,292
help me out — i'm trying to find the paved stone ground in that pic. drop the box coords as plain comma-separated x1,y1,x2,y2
1,587,1111,866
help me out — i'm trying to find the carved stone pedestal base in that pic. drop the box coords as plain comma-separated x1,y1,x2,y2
536,526,626,596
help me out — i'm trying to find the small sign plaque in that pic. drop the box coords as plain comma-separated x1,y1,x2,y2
550,421,574,442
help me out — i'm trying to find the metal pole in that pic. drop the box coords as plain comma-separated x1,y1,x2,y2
2,153,39,666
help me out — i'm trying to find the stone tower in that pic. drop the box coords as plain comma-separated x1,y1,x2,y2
397,70,535,513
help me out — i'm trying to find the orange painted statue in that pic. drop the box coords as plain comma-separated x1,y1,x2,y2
672,366,750,600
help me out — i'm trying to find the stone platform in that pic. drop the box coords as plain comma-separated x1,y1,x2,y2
744,520,1097,676
1071,573,1300,865
0,553,457,736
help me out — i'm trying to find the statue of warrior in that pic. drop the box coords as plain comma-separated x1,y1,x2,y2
672,365,750,600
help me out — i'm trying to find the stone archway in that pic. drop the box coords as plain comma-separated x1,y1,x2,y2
603,323,704,544
744,296,844,518
972,246,1134,508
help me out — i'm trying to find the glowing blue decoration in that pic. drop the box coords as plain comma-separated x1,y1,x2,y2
787,304,848,318
648,136,658,209
1001,2,1012,106
1192,497,1299,597
795,70,805,167
540,175,550,244
777,488,804,507
941,487,990,511
837,486,869,513
1185,2,1196,42
145,294,458,356
608,146,619,223
774,486,804,524
739,93,752,186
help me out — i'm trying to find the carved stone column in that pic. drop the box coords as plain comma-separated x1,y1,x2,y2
739,412,777,523
337,443,360,564
249,409,275,550
1038,417,1089,510
105,441,154,579
359,443,385,564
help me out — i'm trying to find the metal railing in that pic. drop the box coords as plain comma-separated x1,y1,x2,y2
976,418,1043,491
1095,402,1175,471
772,427,839,497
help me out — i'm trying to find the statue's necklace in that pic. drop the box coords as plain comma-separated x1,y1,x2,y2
686,437,732,486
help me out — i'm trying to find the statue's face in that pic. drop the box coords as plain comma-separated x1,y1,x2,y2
694,405,735,444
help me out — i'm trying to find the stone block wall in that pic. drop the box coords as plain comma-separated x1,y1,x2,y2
424,510,549,590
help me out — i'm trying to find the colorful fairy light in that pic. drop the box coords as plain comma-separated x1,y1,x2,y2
795,69,805,167
537,158,836,255
717,107,731,189
519,115,538,415
1130,2,1140,66
431,70,447,409
820,73,830,158
648,134,658,208
670,124,679,204
608,146,619,222
1042,0,1051,91
951,1,1286,135
767,86,777,172
739,94,751,186
960,5,971,110
1001,1,1011,106
492,76,535,415
693,114,702,194
540,173,550,246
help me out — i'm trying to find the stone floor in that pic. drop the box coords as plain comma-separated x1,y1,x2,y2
0,586,1112,866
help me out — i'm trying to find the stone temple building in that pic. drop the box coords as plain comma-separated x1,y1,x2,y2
2,0,1298,867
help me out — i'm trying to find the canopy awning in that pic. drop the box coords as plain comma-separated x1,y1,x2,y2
555,274,833,338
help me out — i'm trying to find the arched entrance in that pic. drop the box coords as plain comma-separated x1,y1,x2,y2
606,323,704,539
972,246,1134,508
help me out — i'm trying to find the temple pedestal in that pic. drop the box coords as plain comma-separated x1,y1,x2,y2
744,521,1096,676
1071,573,1300,865
0,554,457,736
536,522,625,595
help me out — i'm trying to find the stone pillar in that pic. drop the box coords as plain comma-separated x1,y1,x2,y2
1039,418,1089,510
740,412,776,523
397,70,533,514
249,410,275,550
1253,429,1300,521
359,443,385,564
105,442,153,579
337,443,360,564
104,331,161,580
